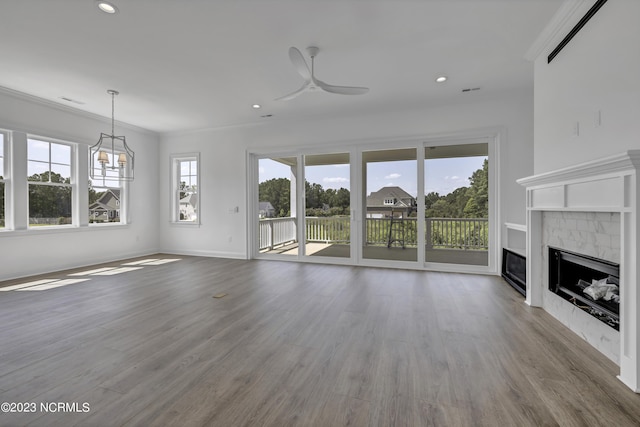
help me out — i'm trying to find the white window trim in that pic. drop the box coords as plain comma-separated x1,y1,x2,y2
170,152,200,226
0,130,8,231
0,130,133,236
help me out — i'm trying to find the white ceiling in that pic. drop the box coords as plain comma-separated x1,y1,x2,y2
0,0,563,134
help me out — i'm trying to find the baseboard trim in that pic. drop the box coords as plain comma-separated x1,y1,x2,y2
160,248,248,260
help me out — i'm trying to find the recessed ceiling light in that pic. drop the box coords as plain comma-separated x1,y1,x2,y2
96,1,118,14
435,76,448,83
252,104,261,109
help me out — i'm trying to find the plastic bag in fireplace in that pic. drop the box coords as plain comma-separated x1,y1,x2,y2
583,277,619,302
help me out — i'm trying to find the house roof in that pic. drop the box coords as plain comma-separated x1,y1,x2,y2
180,193,198,207
367,186,415,208
259,202,275,211
0,1,563,133
90,189,120,211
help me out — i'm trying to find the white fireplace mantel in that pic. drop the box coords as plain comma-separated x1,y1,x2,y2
518,150,640,392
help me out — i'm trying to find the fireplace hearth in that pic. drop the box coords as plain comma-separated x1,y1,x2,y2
549,246,620,330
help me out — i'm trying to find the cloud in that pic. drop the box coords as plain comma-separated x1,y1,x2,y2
384,173,401,179
323,177,349,183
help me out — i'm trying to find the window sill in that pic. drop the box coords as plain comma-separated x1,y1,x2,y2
0,223,129,237
169,221,201,228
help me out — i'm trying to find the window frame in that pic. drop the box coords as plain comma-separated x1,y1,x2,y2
170,152,200,225
0,131,7,230
26,137,75,228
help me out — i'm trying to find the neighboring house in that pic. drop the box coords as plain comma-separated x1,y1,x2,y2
258,201,275,218
180,193,198,221
366,186,416,218
89,189,120,222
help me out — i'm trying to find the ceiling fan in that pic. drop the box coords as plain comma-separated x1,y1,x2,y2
275,46,369,101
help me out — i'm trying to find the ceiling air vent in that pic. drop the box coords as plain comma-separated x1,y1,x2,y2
548,0,608,63
60,97,85,105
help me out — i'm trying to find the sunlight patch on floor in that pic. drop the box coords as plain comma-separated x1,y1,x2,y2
17,278,90,291
137,258,181,265
1,258,183,292
92,267,144,275
121,259,160,265
0,279,59,291
68,267,118,276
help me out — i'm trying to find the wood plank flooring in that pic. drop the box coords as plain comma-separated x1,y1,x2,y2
1,255,640,426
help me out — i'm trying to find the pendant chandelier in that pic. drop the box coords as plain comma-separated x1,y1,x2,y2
89,89,134,182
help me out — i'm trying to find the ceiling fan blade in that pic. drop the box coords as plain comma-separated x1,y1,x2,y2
274,82,310,101
288,47,311,80
316,80,369,95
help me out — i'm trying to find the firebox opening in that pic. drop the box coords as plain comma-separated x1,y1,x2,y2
548,246,620,330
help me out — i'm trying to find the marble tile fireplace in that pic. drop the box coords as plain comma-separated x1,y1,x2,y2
518,151,640,392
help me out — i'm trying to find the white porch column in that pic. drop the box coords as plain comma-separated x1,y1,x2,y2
289,165,297,218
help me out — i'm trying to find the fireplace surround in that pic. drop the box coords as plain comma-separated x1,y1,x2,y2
518,150,640,392
548,246,620,330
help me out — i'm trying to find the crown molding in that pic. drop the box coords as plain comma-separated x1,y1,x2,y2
0,85,157,136
524,0,593,62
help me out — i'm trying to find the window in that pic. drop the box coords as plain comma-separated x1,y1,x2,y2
89,150,124,225
171,154,199,224
0,133,5,229
384,198,395,205
27,138,73,227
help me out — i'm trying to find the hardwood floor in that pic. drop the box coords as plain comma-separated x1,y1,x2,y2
1,255,640,426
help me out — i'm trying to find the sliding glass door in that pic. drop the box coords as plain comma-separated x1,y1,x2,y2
303,153,351,259
257,157,298,256
362,148,417,263
252,136,495,272
424,143,489,266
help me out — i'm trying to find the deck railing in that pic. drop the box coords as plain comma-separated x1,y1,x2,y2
365,217,418,246
259,217,297,250
259,217,488,251
426,218,488,250
306,217,350,243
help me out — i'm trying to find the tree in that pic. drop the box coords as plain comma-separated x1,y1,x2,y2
425,192,441,211
305,181,324,209
334,188,350,209
463,159,488,218
28,172,72,221
259,178,291,217
424,160,488,219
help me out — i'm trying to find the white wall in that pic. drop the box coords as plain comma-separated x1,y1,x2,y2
159,90,534,259
533,0,640,174
0,90,160,281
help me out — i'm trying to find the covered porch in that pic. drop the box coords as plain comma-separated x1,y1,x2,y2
259,216,488,266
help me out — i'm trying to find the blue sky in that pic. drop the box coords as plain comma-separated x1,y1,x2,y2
259,156,487,197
